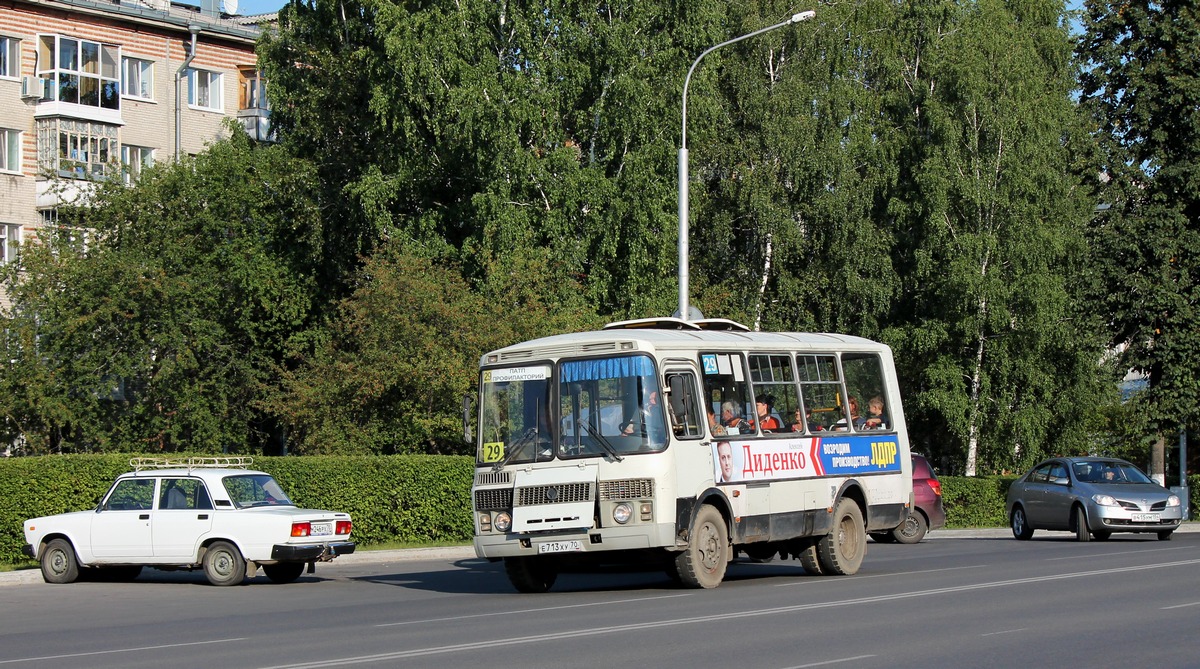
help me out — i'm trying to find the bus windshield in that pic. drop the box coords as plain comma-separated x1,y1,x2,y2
477,355,667,466
558,354,667,457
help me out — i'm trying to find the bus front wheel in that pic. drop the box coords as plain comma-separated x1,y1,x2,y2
504,556,558,593
816,498,865,575
675,505,730,588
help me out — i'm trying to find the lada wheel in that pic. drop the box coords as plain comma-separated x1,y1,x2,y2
203,541,247,586
816,498,865,575
40,538,80,584
263,562,306,584
674,505,730,588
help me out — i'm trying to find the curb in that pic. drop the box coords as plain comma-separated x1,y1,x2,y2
5,523,1196,587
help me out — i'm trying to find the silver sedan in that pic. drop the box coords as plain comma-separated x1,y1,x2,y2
1006,457,1183,541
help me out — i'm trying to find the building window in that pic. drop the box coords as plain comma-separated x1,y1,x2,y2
122,57,153,99
0,128,19,173
121,145,154,184
37,35,120,110
188,69,222,110
35,117,118,180
239,68,268,111
0,36,19,78
0,224,19,264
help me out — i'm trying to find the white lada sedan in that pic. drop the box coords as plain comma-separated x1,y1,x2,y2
23,457,354,586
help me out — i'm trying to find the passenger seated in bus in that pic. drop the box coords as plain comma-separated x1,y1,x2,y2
792,408,823,433
621,390,665,443
752,395,782,432
858,396,887,430
832,396,860,431
708,406,728,436
721,401,752,434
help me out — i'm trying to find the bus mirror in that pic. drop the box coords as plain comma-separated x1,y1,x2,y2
462,394,474,443
667,375,690,419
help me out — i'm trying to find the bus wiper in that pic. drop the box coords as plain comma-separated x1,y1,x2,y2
493,427,538,471
576,419,624,462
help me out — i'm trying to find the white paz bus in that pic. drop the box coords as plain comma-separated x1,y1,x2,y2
469,317,913,592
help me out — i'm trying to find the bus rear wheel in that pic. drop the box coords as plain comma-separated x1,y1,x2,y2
674,505,730,588
504,556,558,593
817,498,865,575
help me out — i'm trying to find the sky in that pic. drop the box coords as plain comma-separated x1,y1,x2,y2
227,0,288,16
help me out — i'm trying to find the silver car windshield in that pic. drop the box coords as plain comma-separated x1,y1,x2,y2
1072,460,1153,484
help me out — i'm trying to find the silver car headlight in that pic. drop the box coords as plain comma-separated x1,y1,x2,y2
612,502,633,524
1167,495,1181,507
1092,494,1118,506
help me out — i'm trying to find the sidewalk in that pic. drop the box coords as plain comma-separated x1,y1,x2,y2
4,523,1196,587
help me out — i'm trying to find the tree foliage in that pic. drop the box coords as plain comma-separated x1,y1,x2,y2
1,132,324,454
1077,0,1200,437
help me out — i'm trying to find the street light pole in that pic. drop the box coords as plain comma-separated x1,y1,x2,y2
676,10,816,321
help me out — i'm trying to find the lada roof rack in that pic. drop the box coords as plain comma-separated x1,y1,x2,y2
130,456,254,472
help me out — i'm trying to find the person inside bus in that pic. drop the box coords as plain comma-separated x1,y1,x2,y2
858,395,887,430
708,406,728,436
752,395,782,432
716,441,735,483
621,390,665,443
832,396,860,431
721,401,752,434
791,408,823,433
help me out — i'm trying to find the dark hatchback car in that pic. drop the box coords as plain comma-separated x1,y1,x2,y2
872,453,946,544
1006,456,1183,542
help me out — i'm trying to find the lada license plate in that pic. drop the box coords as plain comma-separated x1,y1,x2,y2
311,522,333,537
537,540,583,554
1131,513,1159,522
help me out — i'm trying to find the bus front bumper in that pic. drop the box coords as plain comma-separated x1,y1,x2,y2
474,522,678,559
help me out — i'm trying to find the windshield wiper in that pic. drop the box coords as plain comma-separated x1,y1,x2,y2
576,419,624,462
493,427,538,471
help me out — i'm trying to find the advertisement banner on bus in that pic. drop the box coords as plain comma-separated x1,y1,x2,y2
712,435,901,483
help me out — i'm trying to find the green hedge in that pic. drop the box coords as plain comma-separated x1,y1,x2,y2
1,454,474,565
5,457,1198,565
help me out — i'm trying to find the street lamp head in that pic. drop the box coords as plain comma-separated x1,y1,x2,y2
791,10,816,23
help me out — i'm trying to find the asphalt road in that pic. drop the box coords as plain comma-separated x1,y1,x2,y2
3,527,1199,669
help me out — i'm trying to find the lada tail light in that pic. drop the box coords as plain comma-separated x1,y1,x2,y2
928,479,942,497
291,522,311,537
336,520,352,536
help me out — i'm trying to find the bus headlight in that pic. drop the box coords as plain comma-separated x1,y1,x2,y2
494,512,512,533
613,502,633,524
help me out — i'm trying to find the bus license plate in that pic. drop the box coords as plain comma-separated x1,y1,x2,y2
538,540,583,554
1131,513,1159,522
311,522,333,537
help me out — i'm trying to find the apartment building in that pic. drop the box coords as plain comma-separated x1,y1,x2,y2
0,0,272,294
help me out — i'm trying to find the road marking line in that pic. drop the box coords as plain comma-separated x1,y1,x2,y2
1046,545,1191,561
774,564,986,586
1161,601,1200,610
781,655,877,668
259,558,1200,669
981,628,1027,637
0,638,247,665
375,593,693,627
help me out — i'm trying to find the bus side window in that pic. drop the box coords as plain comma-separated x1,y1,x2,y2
699,352,752,435
841,353,891,431
666,372,703,439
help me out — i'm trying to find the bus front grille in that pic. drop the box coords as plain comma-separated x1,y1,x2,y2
475,488,513,511
517,483,594,506
599,479,654,500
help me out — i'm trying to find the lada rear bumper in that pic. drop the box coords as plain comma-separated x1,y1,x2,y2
271,541,356,561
